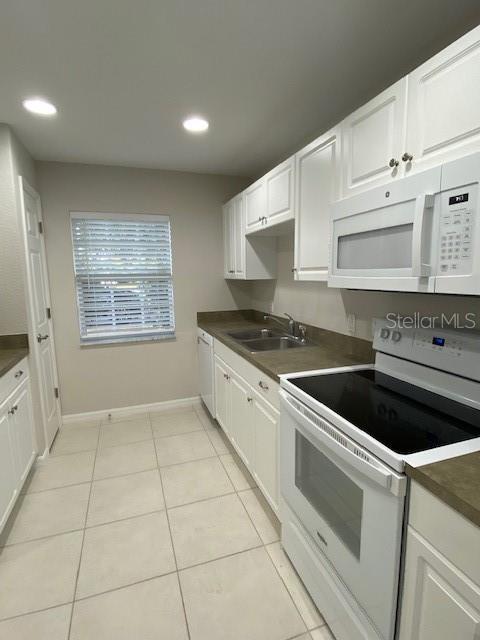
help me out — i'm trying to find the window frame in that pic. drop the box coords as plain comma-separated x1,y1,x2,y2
70,211,175,346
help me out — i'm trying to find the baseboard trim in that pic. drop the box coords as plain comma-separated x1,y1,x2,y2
62,395,201,424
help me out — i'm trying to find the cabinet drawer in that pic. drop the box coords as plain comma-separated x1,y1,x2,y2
408,481,480,585
0,358,29,405
214,340,279,410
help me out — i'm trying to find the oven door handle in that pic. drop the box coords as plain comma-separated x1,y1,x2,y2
281,391,398,494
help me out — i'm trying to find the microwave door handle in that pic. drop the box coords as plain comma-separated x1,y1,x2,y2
282,393,394,492
412,193,435,277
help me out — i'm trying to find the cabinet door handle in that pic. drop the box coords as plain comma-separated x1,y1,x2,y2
8,405,18,416
258,216,262,222
37,333,49,343
389,158,399,168
258,380,269,391
14,370,24,379
402,152,413,162
223,373,230,381
247,397,253,403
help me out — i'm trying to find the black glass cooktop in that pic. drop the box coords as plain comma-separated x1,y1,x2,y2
290,369,480,455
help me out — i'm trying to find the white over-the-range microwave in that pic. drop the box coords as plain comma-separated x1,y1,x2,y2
329,152,480,294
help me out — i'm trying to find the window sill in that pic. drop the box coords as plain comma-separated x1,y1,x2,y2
80,333,176,347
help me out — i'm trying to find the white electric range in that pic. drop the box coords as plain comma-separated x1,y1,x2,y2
279,319,480,640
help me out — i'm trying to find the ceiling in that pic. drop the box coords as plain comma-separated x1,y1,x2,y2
1,1,479,177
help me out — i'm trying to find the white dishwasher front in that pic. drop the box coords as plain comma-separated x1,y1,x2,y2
197,328,215,417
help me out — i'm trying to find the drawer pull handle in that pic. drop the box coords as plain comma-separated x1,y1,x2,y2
258,380,269,391
37,333,49,343
223,373,230,381
14,370,24,379
247,397,253,403
8,405,18,416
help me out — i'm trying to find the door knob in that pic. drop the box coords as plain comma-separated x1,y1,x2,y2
402,152,413,162
37,333,49,343
389,158,399,168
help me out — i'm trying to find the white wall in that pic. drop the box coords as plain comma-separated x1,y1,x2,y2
251,235,480,338
0,124,37,335
37,161,250,415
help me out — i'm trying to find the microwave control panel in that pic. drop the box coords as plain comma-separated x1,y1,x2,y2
437,185,476,275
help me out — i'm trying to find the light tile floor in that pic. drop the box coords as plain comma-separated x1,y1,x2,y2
0,403,335,640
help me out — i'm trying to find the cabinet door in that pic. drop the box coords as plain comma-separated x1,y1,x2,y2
265,157,294,226
406,26,480,174
341,78,407,197
0,410,17,531
245,179,266,231
214,357,231,434
399,527,480,640
253,395,279,513
294,130,339,280
229,374,254,469
223,201,235,278
233,195,245,278
10,382,36,487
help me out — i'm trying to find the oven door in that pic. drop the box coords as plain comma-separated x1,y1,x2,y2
280,390,406,640
329,166,441,292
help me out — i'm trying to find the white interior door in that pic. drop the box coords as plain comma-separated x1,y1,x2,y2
19,178,61,450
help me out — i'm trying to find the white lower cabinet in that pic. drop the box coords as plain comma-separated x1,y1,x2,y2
214,356,231,434
399,482,480,640
251,394,278,512
230,374,255,470
0,410,17,530
0,359,37,533
214,351,279,515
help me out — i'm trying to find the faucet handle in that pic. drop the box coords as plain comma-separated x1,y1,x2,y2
298,324,307,342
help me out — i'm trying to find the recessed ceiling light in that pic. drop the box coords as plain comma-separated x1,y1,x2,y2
22,97,57,116
182,116,209,133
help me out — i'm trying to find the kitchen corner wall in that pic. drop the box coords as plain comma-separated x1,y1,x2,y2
250,235,480,339
36,161,251,415
0,124,37,335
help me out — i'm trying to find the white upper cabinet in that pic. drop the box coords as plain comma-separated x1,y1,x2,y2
245,178,267,232
294,129,340,280
406,26,480,174
340,78,407,197
223,199,235,278
233,195,245,277
265,157,295,227
223,194,276,280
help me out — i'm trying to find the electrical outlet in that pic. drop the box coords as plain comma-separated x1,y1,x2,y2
347,313,356,335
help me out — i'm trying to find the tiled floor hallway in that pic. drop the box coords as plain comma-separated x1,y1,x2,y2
0,402,334,640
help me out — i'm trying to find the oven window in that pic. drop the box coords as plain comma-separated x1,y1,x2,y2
295,431,363,559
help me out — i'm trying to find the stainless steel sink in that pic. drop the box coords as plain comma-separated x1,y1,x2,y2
241,336,307,352
227,328,281,341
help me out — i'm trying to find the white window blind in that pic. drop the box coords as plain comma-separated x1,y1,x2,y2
71,213,175,344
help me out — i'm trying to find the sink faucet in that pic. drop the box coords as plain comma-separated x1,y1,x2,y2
264,313,297,338
263,313,308,343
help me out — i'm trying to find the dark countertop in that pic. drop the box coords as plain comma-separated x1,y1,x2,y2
197,310,374,383
406,453,480,528
0,348,29,378
0,334,29,379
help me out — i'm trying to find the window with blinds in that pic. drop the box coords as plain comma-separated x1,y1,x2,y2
71,213,175,344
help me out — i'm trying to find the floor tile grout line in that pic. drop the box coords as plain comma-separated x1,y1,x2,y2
149,412,192,640
0,600,74,625
73,568,178,604
177,542,266,574
66,423,101,640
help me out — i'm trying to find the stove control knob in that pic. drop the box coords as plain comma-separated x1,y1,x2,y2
391,331,402,342
380,328,390,340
